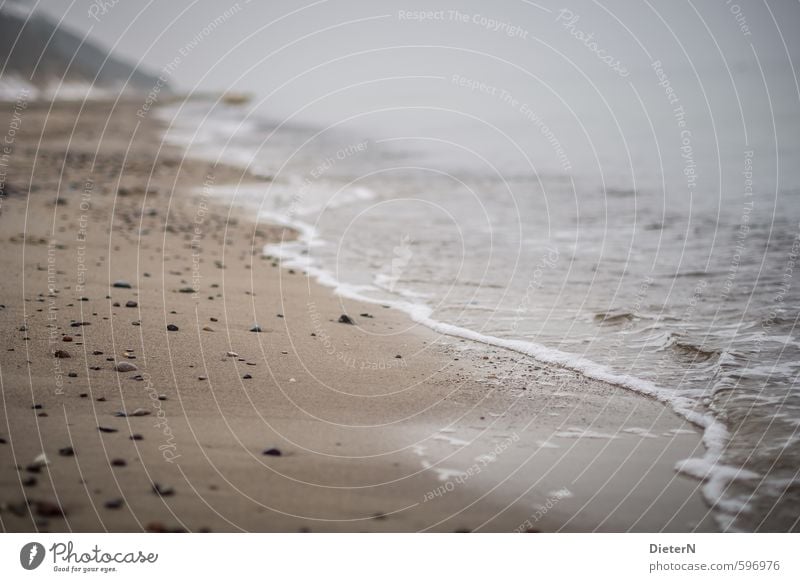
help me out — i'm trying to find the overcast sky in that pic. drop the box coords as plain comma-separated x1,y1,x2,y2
8,0,798,183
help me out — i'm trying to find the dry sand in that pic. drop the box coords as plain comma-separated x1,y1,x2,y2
0,99,716,532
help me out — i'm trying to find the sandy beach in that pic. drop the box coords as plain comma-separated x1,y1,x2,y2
0,99,716,533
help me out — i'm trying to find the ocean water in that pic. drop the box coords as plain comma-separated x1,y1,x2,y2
158,56,800,532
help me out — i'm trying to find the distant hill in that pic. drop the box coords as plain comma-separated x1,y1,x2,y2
0,4,163,97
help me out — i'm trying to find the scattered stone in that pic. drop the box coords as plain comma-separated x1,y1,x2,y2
226,351,239,357
115,408,150,417
104,498,124,510
22,476,37,487
53,350,71,359
395,355,402,359
32,404,42,410
242,374,252,379
115,362,137,373
33,500,65,518
62,336,73,342
152,483,175,497
58,447,75,457
210,317,218,322
262,448,282,457
167,324,179,331
202,326,214,332
68,372,78,378
96,397,107,402
338,314,355,325
125,300,138,308
92,350,103,355
113,280,132,289
178,287,194,293
31,453,50,469
110,459,127,467
249,324,262,332
98,426,118,433
360,313,374,318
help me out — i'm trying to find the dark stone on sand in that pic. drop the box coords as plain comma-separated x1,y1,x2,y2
152,483,175,497
130,434,143,441
58,447,75,457
110,459,127,467
115,408,150,417
113,280,132,289
167,324,179,331
104,498,124,510
242,374,252,379
34,500,66,518
262,448,282,457
125,300,138,308
22,476,37,487
115,361,137,373
62,336,73,342
97,397,106,402
93,350,103,355
395,355,402,359
0,437,6,444
249,325,262,332
178,287,194,293
68,372,78,378
98,426,118,433
53,350,71,358
338,314,355,325
32,404,42,410
210,317,218,322
360,313,374,318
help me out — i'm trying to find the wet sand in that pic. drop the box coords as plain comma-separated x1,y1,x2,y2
0,99,716,532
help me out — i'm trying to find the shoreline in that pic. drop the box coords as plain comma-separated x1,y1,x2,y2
0,99,715,532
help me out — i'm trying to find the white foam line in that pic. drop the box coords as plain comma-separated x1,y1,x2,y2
262,218,751,526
